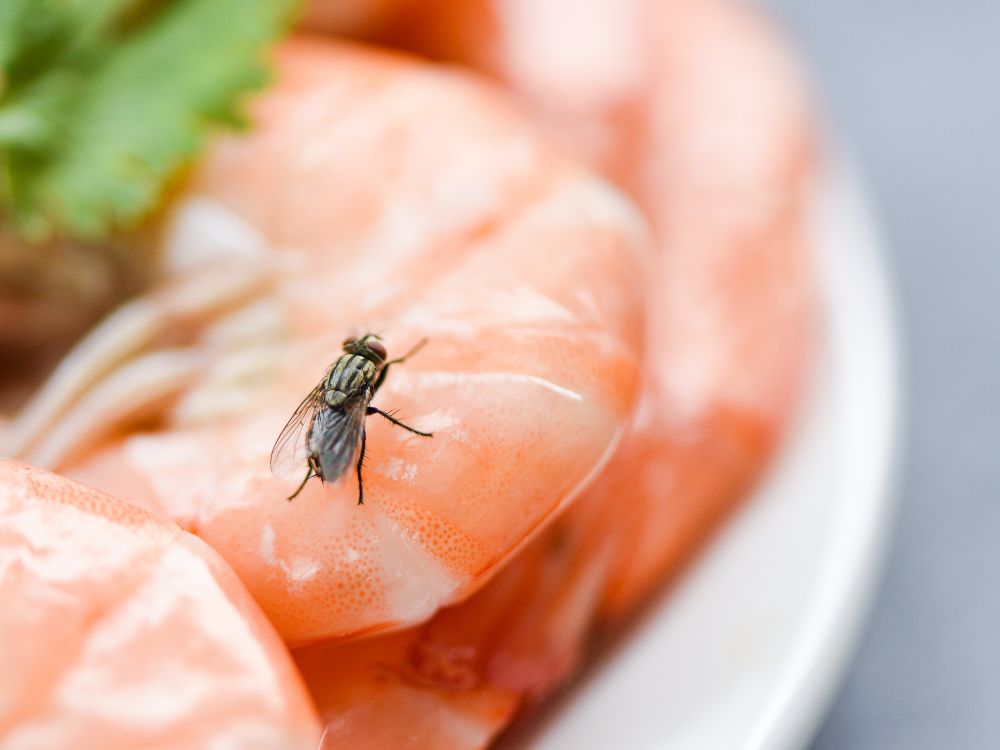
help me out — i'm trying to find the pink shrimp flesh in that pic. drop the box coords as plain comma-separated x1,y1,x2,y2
0,460,320,750
48,39,651,646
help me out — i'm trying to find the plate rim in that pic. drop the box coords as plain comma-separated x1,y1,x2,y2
744,150,906,750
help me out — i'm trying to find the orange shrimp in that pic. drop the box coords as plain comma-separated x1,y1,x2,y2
293,0,816,745
308,0,816,618
5,39,650,646
0,460,320,750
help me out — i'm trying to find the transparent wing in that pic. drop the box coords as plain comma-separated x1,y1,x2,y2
313,395,367,483
270,383,324,477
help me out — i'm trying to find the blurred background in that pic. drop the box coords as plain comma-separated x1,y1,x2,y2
759,1,1000,747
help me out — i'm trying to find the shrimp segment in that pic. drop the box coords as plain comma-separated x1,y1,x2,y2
0,460,320,750
55,40,649,645
295,499,613,750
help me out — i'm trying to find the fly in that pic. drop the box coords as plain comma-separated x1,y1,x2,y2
270,334,432,504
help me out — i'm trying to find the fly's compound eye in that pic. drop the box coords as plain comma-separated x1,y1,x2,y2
367,341,387,360
342,337,356,349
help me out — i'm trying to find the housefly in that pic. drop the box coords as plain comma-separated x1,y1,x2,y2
270,334,432,503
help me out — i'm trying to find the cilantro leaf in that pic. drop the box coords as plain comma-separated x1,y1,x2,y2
0,0,297,242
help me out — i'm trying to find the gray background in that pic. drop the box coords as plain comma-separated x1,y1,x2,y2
757,1,1000,748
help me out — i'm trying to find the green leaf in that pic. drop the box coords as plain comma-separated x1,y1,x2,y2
0,0,297,242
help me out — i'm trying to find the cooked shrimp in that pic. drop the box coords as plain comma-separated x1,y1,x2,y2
309,0,816,618
562,0,817,617
1,0,816,744
6,39,649,646
294,0,816,745
0,460,320,750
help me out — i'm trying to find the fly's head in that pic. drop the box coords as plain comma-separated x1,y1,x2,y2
343,333,387,364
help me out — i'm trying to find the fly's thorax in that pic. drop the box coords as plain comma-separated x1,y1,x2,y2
324,390,348,408
325,354,378,397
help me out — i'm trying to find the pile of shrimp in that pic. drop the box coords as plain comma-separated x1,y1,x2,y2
0,0,816,748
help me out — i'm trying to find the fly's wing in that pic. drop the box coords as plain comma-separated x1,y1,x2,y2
270,383,324,477
312,395,367,483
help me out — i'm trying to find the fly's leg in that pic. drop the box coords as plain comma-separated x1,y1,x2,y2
287,457,318,501
368,406,433,437
387,337,428,367
356,428,367,505
287,472,310,501
372,338,428,394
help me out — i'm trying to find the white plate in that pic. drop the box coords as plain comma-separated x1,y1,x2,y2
512,157,903,750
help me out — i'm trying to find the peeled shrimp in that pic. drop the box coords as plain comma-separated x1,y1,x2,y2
311,0,816,616
292,0,816,745
0,460,320,750
1,0,816,745
8,39,650,646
